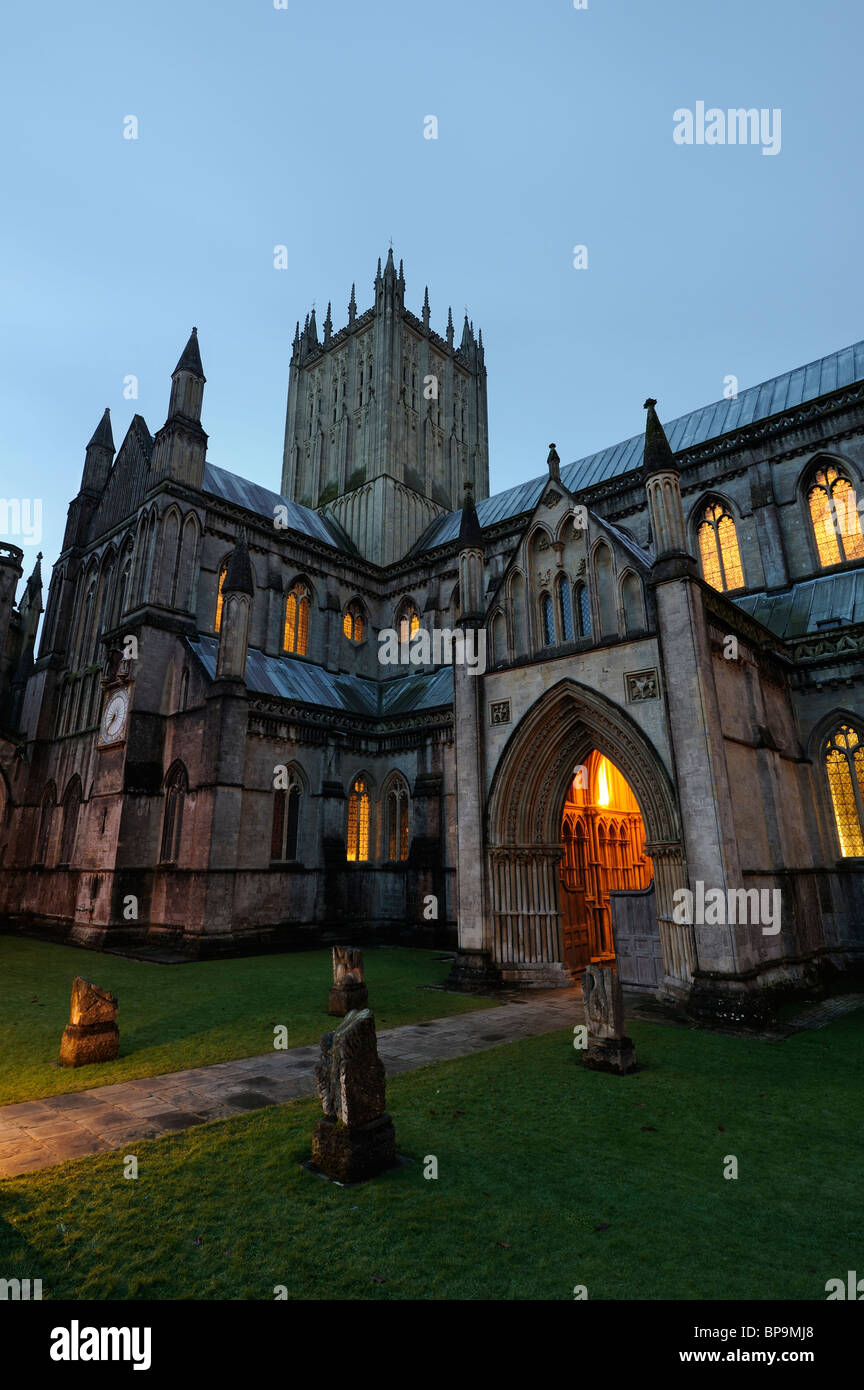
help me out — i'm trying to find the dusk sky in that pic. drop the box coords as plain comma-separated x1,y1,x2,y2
2,0,862,574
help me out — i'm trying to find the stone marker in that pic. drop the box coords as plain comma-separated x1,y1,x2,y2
310,1008,396,1182
59,976,119,1068
581,963,637,1074
328,944,368,1016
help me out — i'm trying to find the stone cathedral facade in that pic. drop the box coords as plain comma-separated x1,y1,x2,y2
1,250,863,1024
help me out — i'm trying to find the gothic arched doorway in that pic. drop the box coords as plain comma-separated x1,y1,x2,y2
559,751,653,972
485,678,693,990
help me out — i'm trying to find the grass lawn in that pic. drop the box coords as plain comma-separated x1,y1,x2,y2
0,937,495,1105
1,1010,861,1300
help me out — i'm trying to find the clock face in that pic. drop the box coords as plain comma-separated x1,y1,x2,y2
100,690,129,744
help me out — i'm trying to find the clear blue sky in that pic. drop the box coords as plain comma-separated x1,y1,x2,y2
2,0,862,578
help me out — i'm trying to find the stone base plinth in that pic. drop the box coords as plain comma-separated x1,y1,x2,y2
59,1022,119,1068
328,983,369,1016
443,949,502,992
310,1113,397,1183
582,1035,637,1075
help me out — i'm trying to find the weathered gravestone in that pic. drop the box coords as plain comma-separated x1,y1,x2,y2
59,977,119,1068
328,945,368,1016
581,963,637,1074
310,1008,396,1182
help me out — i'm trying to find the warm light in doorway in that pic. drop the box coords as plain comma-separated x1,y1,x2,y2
596,757,610,807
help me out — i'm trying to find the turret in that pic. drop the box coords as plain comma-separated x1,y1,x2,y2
81,409,115,493
457,481,485,623
215,530,254,681
642,398,690,559
150,328,208,488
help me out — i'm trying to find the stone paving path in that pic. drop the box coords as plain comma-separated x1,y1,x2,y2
0,990,582,1179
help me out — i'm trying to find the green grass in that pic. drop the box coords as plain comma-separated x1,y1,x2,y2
0,938,494,1105
1,1011,862,1300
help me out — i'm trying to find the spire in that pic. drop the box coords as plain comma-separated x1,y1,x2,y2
458,480,483,549
293,320,301,353
460,314,473,352
422,285,430,328
398,257,405,289
384,246,397,281
323,301,333,342
375,256,382,288
87,408,114,454
82,407,116,492
446,307,454,348
173,326,204,380
348,283,357,323
307,307,319,346
222,530,254,596
642,397,677,476
547,443,561,484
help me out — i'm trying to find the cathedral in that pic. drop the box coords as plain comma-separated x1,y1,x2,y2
1,249,863,1025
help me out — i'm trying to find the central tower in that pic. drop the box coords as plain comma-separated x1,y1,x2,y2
281,250,489,565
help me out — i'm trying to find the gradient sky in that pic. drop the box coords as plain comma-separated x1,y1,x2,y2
2,0,863,583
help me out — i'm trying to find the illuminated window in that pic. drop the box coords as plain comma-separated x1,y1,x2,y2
385,777,410,861
575,583,591,637
808,466,864,568
697,502,744,592
557,575,574,641
284,581,311,655
347,777,370,862
825,724,864,856
540,593,555,645
214,561,229,632
397,601,420,644
271,774,301,861
343,601,365,643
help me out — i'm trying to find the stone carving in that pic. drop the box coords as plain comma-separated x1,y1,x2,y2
310,1009,397,1182
580,963,637,1074
329,946,368,1016
489,699,511,725
59,977,119,1068
625,670,659,702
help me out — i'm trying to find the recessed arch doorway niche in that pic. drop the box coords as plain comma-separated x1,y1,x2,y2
560,751,652,972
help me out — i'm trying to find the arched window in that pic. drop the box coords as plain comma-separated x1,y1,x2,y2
346,776,370,862
214,560,229,632
77,577,96,666
179,669,189,713
396,600,420,644
557,574,574,642
116,553,133,625
825,724,864,857
59,777,82,865
575,583,591,637
491,610,507,665
384,776,410,862
621,572,644,635
35,783,56,865
594,544,616,636
160,763,187,864
807,465,864,568
697,502,744,591
284,581,311,656
271,772,301,862
343,601,365,642
540,593,555,645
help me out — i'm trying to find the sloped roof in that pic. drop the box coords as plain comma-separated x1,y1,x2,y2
415,339,864,553
202,463,354,552
187,635,453,715
734,568,864,638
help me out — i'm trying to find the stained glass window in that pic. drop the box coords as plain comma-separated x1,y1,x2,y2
271,776,301,861
385,778,410,861
347,777,370,862
697,503,744,592
558,575,574,641
214,562,228,632
808,467,864,568
343,602,365,642
284,582,311,655
398,603,420,644
825,725,864,857
575,583,591,637
541,593,555,645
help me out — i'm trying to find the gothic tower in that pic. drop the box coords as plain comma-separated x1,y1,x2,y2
280,251,489,565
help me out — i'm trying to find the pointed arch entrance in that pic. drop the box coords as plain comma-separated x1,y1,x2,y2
485,679,693,990
560,751,653,971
